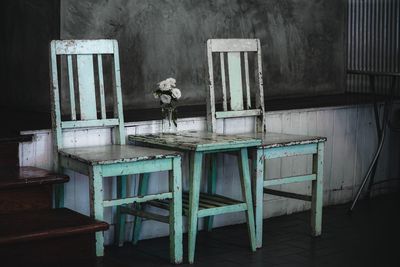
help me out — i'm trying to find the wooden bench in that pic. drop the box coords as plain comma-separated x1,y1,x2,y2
0,136,109,266
0,208,109,266
0,166,69,214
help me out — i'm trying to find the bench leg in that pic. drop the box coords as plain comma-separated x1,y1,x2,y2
115,175,128,247
254,148,264,249
238,148,257,252
132,173,150,245
188,151,203,264
169,157,183,264
311,142,324,237
89,166,105,257
205,154,217,232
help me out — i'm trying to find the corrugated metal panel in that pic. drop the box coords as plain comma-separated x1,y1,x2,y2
347,0,400,95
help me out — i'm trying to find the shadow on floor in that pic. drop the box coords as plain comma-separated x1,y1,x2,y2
96,193,399,267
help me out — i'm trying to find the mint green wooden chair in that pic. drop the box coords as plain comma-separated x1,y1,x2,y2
206,39,327,248
49,39,183,263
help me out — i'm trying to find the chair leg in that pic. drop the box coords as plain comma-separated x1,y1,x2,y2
254,148,264,249
89,166,105,257
132,173,150,245
169,157,183,264
311,142,324,236
188,151,203,264
54,167,65,208
205,154,217,232
238,148,257,252
54,184,65,208
115,175,128,247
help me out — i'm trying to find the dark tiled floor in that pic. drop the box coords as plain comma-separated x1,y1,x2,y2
99,193,399,267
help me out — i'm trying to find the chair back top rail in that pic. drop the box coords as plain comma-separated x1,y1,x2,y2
53,39,116,55
208,39,259,52
206,38,265,133
49,39,126,164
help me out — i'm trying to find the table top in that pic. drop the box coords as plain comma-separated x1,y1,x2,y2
129,131,262,152
129,131,326,152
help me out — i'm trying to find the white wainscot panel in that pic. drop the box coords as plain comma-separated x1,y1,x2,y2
19,104,400,244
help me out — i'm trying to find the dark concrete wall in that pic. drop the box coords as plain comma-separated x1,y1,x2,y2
61,0,346,110
1,0,59,113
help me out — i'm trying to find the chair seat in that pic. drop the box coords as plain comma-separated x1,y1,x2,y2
239,132,326,148
59,145,181,165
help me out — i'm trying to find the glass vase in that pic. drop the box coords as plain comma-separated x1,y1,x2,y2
161,108,177,134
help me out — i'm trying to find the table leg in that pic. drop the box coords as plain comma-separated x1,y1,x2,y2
188,151,203,264
238,148,256,252
169,157,183,264
205,153,217,231
132,173,150,245
254,148,264,249
311,142,324,236
116,175,128,247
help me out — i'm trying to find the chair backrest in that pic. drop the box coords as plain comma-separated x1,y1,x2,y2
206,39,265,133
49,39,126,155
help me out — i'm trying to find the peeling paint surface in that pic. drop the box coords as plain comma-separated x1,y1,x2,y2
59,145,181,165
129,131,262,151
238,132,327,148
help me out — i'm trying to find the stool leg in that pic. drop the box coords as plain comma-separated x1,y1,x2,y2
132,173,150,245
115,175,128,247
238,148,257,252
188,151,203,264
89,166,105,257
311,142,324,236
169,157,183,264
205,154,217,231
254,149,264,249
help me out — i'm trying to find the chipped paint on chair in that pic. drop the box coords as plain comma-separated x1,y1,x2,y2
49,39,183,263
206,38,327,248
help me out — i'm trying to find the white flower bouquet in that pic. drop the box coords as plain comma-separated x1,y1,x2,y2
153,78,181,127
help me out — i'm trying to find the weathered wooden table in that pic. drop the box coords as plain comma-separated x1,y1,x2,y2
129,131,261,263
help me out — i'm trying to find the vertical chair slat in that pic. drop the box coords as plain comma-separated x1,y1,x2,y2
255,40,265,132
97,55,106,119
206,40,217,132
67,55,76,120
244,52,251,109
220,52,228,111
76,55,97,120
111,41,126,145
49,41,64,169
227,52,244,111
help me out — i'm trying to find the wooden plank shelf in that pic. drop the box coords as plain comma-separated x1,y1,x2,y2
147,192,247,218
